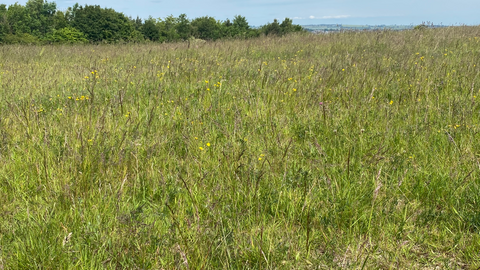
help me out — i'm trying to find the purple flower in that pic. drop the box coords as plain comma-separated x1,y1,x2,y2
319,102,324,105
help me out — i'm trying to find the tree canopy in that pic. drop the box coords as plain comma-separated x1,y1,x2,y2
0,0,304,44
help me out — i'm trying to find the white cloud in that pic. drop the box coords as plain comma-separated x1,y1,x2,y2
309,15,315,19
320,15,351,19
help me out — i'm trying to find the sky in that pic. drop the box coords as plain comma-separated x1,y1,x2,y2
3,0,480,26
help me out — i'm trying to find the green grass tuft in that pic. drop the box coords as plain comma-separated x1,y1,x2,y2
1,27,480,268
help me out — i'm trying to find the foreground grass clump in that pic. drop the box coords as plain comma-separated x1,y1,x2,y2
1,27,480,269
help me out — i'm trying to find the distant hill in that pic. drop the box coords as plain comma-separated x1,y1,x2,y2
302,24,446,33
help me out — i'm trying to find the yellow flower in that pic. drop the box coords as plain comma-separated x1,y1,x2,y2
199,147,204,150
389,100,393,105
207,143,211,147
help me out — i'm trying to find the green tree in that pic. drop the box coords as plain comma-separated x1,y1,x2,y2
261,19,281,36
157,15,180,42
221,18,233,38
175,13,191,40
52,10,68,29
25,0,57,36
232,15,249,34
6,3,31,35
70,4,135,42
142,17,159,41
191,16,221,40
280,18,303,34
132,16,143,32
0,4,7,41
260,18,303,36
44,26,87,43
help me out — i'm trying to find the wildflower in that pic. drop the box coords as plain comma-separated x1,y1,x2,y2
389,100,393,105
207,143,211,147
199,147,204,150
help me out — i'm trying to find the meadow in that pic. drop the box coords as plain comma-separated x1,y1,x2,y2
1,27,480,269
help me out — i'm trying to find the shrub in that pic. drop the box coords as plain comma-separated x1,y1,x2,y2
44,27,88,43
2,33,40,44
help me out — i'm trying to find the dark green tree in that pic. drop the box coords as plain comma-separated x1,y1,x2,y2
142,17,159,41
52,10,68,29
221,18,233,37
232,15,254,37
70,4,135,42
261,19,281,36
280,18,303,34
260,18,303,36
6,3,31,35
176,13,191,40
191,16,221,40
25,0,57,36
0,4,7,41
157,15,179,42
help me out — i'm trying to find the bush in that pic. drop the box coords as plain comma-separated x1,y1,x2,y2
2,33,40,44
44,27,88,43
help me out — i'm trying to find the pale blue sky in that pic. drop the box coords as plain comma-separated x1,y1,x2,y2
3,0,480,26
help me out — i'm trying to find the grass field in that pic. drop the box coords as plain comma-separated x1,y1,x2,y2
1,27,480,269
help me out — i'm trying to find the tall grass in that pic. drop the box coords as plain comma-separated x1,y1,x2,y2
1,26,480,269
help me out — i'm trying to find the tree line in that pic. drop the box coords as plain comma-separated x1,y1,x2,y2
0,0,304,44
